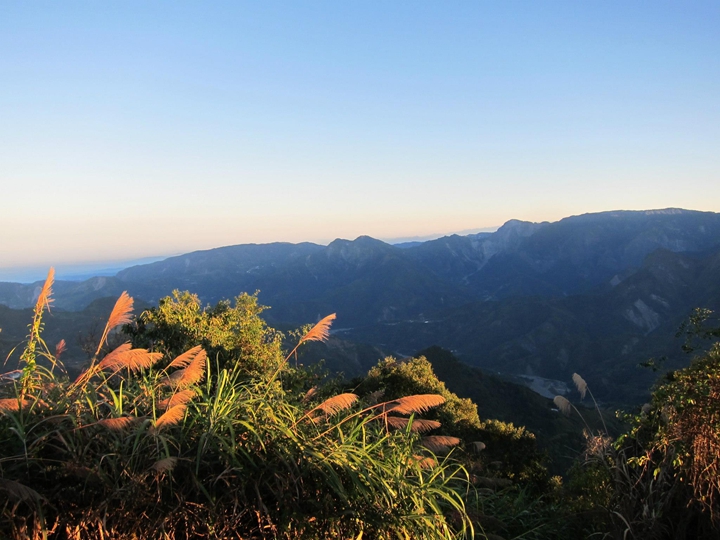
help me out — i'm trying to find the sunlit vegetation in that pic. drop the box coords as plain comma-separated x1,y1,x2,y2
0,271,474,539
2,268,719,539
559,329,720,539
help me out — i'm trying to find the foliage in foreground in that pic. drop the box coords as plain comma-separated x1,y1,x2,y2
357,356,550,488
0,273,472,539
7,270,720,539
561,315,720,539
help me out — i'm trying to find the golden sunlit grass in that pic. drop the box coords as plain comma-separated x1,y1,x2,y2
0,270,473,540
96,416,142,431
164,349,207,388
166,345,203,369
388,394,447,415
154,404,188,430
158,389,196,410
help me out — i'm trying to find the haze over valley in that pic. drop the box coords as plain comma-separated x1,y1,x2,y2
3,208,718,404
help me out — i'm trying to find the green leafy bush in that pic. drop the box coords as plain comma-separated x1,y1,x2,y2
126,290,285,378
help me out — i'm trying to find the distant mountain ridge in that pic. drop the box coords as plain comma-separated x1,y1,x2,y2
2,208,720,403
4,208,718,312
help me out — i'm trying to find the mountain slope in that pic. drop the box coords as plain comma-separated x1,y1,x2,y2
2,208,720,404
342,245,720,403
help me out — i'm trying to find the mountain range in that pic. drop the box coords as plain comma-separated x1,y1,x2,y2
2,208,720,404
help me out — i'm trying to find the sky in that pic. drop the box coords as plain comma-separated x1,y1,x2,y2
1,1,719,273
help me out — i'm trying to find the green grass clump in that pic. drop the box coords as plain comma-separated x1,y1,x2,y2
0,273,472,540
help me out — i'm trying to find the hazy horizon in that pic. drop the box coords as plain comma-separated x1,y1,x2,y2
0,223,504,282
2,2,718,268
1,206,714,283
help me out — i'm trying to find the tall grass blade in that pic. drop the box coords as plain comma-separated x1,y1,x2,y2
94,292,134,358
154,404,187,430
158,389,196,410
315,393,358,416
420,436,461,454
554,395,573,416
387,394,445,415
96,416,141,430
167,345,203,369
572,373,588,400
300,313,336,344
165,350,207,388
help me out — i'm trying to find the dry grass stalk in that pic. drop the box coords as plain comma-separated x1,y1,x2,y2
155,404,187,430
572,373,588,400
54,339,67,360
386,416,412,430
315,393,358,416
386,416,410,430
301,386,318,403
584,433,613,458
553,395,573,416
93,292,134,359
151,457,178,473
471,441,487,453
410,455,437,469
72,343,130,388
386,417,441,433
167,345,203,369
106,291,134,334
98,347,163,374
387,394,446,416
165,350,207,388
158,389,196,410
20,268,55,386
366,389,385,405
283,313,337,365
96,416,141,430
420,435,461,454
411,419,442,433
0,478,43,502
300,313,336,345
96,343,132,368
0,398,33,413
36,267,55,312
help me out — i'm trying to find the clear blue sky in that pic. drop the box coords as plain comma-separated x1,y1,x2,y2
1,1,719,269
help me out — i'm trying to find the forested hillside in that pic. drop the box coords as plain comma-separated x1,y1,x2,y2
2,209,720,404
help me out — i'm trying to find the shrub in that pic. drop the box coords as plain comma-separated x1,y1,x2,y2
125,290,285,378
562,317,720,540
